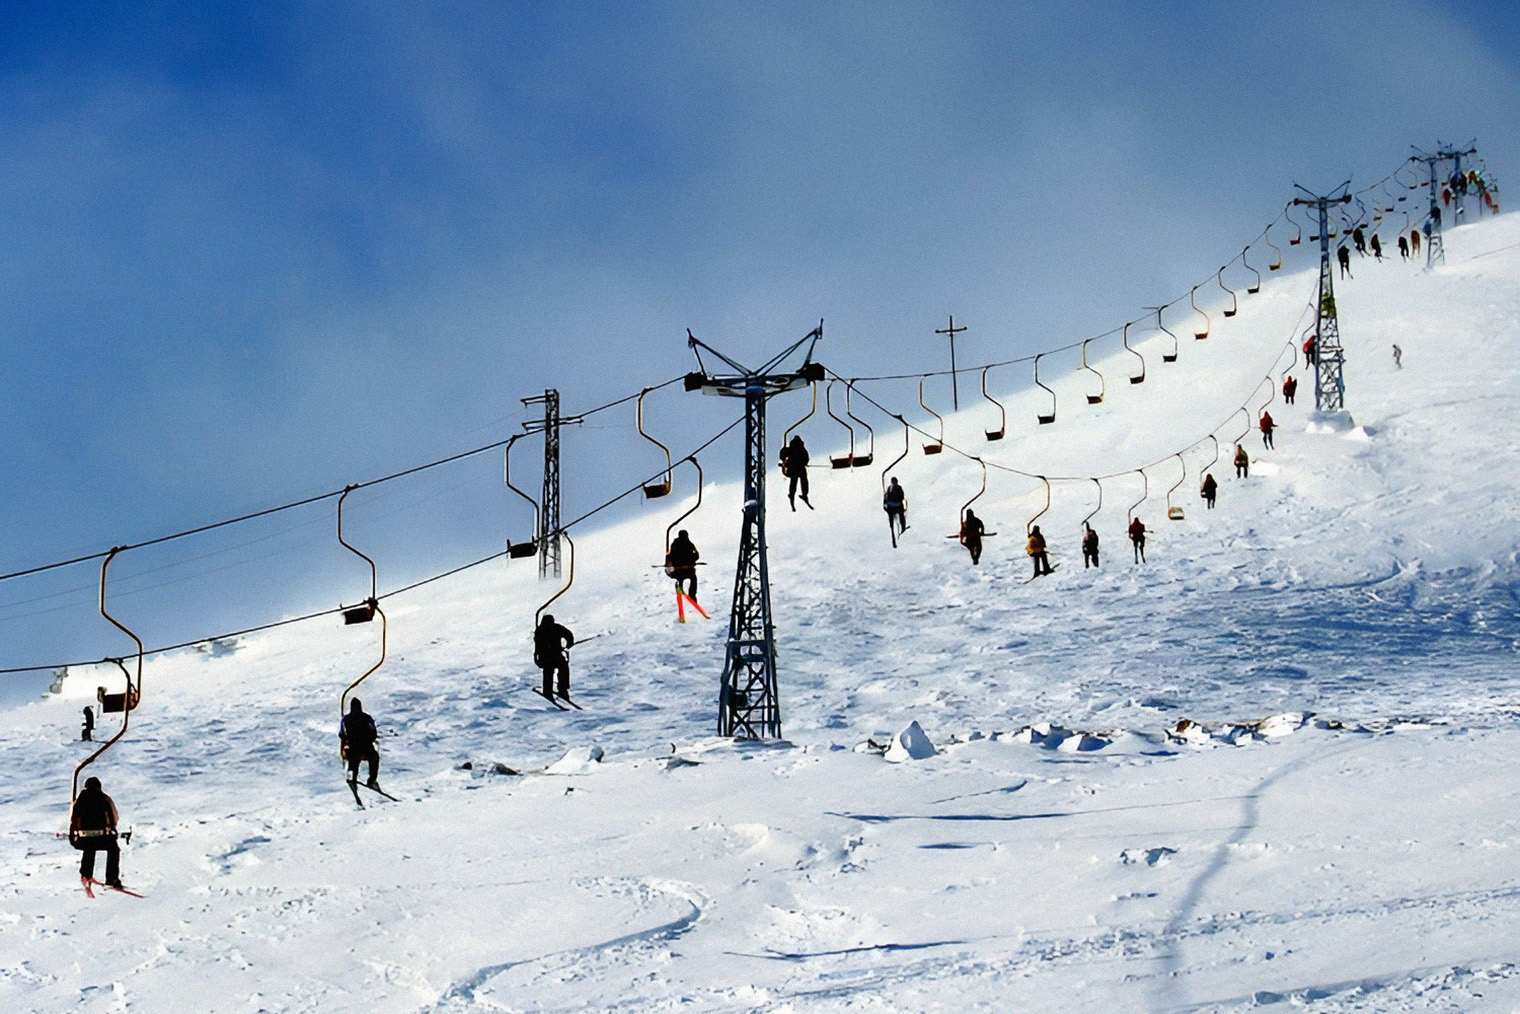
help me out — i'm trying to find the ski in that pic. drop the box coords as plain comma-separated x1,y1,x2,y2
82,877,143,899
532,687,571,711
356,780,400,802
347,779,366,808
1024,563,1061,584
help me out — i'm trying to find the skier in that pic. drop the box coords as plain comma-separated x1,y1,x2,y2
1081,523,1100,569
1026,525,1054,578
1352,226,1366,255
1200,472,1218,509
778,435,812,511
1282,375,1297,405
1303,337,1317,366
1392,343,1403,368
1259,410,1275,449
1410,228,1421,255
665,530,700,601
1127,516,1148,564
533,613,576,701
959,509,985,566
69,776,122,888
1370,234,1383,260
1398,234,1409,260
81,706,94,742
1337,244,1352,279
883,477,908,546
1234,443,1250,478
339,698,380,788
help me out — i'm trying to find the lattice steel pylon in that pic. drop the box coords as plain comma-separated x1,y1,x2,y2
522,389,582,579
684,324,824,739
1412,141,1478,270
1293,183,1352,414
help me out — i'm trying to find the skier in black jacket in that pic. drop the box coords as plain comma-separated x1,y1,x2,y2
69,776,122,887
340,698,380,788
779,435,812,510
666,530,700,600
534,614,576,700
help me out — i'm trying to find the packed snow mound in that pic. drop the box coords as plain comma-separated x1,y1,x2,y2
883,719,936,761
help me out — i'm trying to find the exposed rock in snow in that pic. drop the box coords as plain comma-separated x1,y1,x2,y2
883,720,936,761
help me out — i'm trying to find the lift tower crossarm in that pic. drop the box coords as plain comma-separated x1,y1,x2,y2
684,324,823,740
1293,182,1353,415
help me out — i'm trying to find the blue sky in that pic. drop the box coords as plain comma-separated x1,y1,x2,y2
1,1,1516,698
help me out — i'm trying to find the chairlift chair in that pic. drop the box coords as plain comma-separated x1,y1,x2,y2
663,457,704,554
1122,322,1145,384
844,383,875,466
961,457,988,524
72,548,146,802
1201,434,1221,477
1027,475,1051,535
1166,453,1187,521
503,435,540,559
636,388,674,498
534,531,575,629
1190,285,1211,340
919,377,944,454
1033,353,1056,424
1127,469,1149,525
1080,339,1105,403
981,366,1007,439
1265,225,1283,271
824,381,856,469
1242,246,1261,294
881,414,909,491
782,379,818,447
1287,205,1303,245
1080,477,1103,533
1217,267,1237,318
1149,305,1179,363
337,485,387,729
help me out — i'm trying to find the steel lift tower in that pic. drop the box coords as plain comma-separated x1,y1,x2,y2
522,389,582,579
1293,183,1353,414
1412,141,1477,269
684,325,824,739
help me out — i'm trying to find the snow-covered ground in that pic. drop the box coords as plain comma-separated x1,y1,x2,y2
6,212,1520,1012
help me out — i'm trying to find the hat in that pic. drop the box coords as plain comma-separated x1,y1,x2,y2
84,776,101,790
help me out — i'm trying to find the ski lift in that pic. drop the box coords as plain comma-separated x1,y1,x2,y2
534,531,575,629
1257,373,1276,420
980,367,1007,440
844,382,875,466
919,377,944,454
1242,246,1261,294
72,548,144,802
1201,434,1221,476
961,456,987,523
1122,322,1145,384
1149,305,1179,363
1080,339,1105,404
1190,285,1210,340
1287,205,1303,245
1265,224,1283,271
1283,335,1298,376
1033,353,1056,425
1027,475,1051,535
663,457,704,554
338,485,387,728
1229,406,1252,446
637,388,673,498
504,434,540,559
825,381,856,469
881,414,909,490
1166,453,1187,521
1126,468,1149,525
1217,267,1237,318
1080,477,1103,532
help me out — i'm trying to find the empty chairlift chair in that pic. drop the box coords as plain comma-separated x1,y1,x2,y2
1190,285,1211,340
981,366,1007,439
1166,453,1187,520
1033,353,1056,425
1242,246,1262,294
637,388,673,498
1144,305,1179,363
844,383,875,466
1080,339,1105,404
825,382,856,469
1123,322,1146,384
1265,223,1283,271
503,435,540,559
919,377,944,454
1218,267,1237,318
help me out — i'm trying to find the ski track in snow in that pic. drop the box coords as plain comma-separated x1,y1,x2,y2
5,215,1520,1011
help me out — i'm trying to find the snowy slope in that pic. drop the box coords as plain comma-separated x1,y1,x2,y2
5,212,1520,1012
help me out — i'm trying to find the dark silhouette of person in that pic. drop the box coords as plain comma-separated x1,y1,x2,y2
69,776,122,887
1282,376,1297,404
959,509,985,566
1352,226,1366,255
1081,523,1100,569
1259,410,1275,449
883,477,908,546
1337,244,1352,278
1026,525,1054,578
340,698,380,787
81,706,94,742
534,613,576,700
1410,228,1421,255
1234,443,1250,478
1128,516,1147,564
665,530,700,600
1370,233,1383,260
1393,343,1403,368
1200,473,1218,509
779,435,811,511
1398,234,1409,259
1303,337,1317,365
